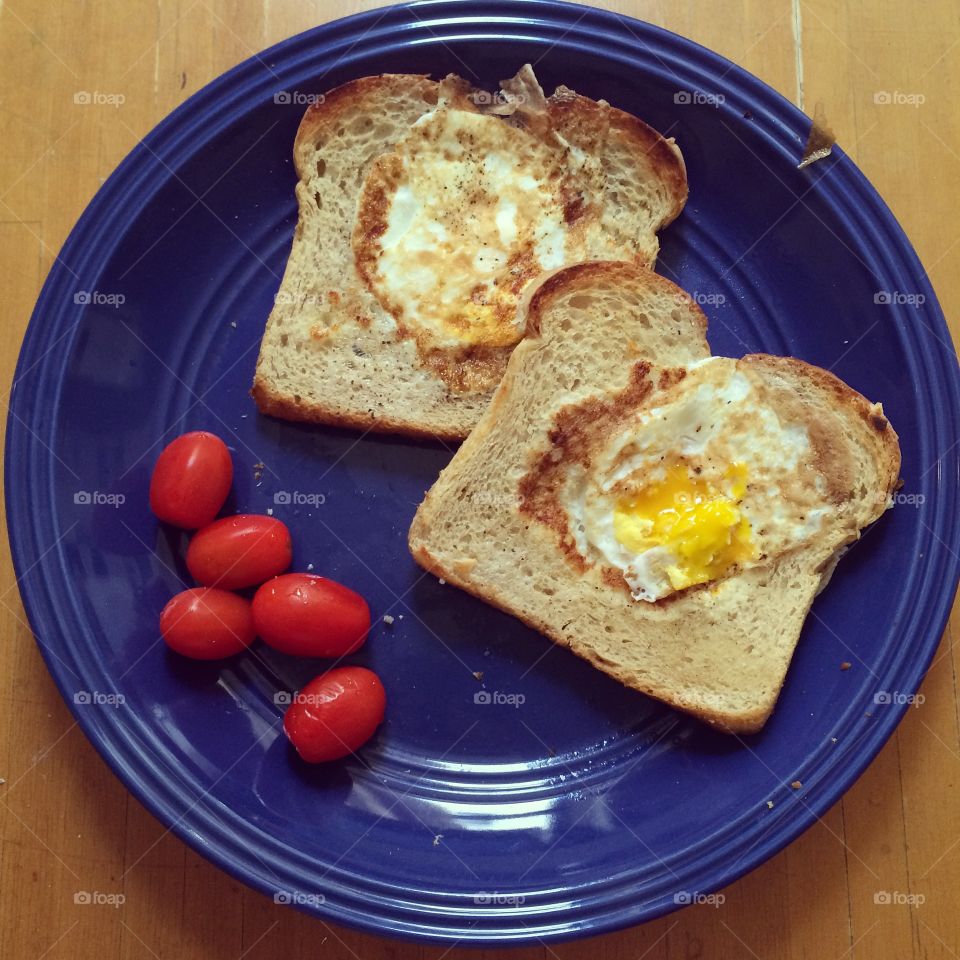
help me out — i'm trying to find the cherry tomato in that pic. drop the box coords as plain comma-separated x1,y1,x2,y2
159,587,255,660
252,573,370,658
186,515,292,589
283,667,386,762
149,431,233,529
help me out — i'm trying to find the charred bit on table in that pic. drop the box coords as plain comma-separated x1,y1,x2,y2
798,101,836,169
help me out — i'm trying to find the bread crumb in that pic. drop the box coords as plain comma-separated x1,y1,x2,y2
472,671,484,682
432,834,443,846
383,615,395,626
253,462,265,481
766,800,774,809
790,780,802,790
840,661,851,671
306,563,314,571
266,508,273,516
438,578,446,585
229,321,237,328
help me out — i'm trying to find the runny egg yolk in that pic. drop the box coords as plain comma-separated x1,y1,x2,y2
613,463,756,591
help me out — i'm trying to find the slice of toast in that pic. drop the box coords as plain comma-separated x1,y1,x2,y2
408,262,901,733
252,68,687,440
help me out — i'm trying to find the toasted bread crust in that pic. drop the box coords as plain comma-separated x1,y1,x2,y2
547,87,689,230
524,260,709,340
546,90,687,229
609,113,687,227
293,74,438,177
252,378,469,441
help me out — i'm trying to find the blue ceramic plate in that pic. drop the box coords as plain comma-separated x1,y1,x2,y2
7,0,960,945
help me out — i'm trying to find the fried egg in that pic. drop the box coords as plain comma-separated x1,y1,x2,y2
354,104,622,350
563,358,832,601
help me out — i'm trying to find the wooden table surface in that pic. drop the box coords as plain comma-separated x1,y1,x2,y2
1,1,958,957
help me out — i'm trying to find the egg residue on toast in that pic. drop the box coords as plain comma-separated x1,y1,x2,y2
535,357,838,602
352,71,641,388
355,106,602,350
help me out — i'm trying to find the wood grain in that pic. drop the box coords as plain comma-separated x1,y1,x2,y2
0,1,957,957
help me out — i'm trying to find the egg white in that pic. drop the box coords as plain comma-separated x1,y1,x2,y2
562,359,832,601
357,105,619,350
